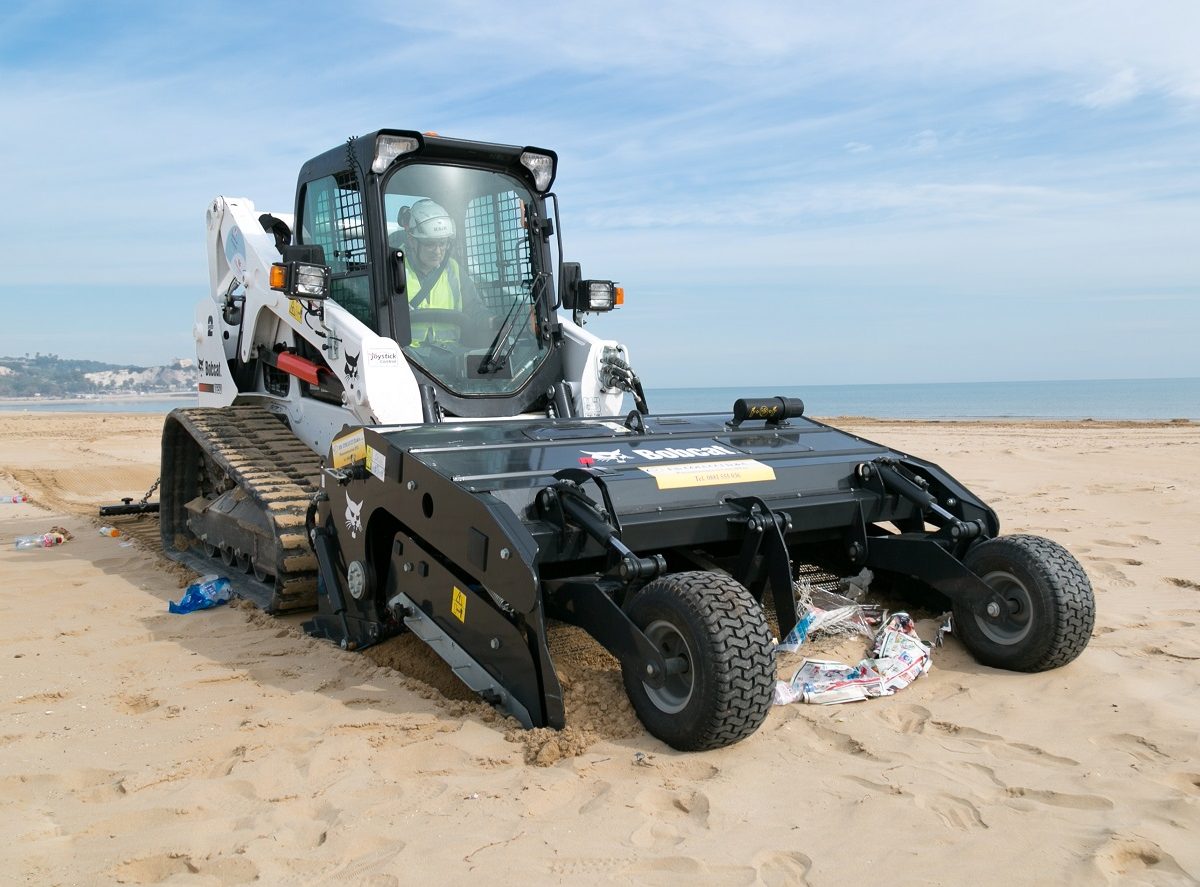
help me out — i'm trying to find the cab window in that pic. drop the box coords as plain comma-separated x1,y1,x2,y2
299,173,371,325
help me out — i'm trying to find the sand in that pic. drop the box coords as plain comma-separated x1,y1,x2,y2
1,412,1197,885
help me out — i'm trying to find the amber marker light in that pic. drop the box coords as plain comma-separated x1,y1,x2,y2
270,263,287,290
615,287,625,306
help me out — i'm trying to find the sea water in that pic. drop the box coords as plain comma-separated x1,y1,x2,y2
645,378,1199,421
1,378,1195,420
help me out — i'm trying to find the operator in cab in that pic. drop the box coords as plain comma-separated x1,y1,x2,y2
399,199,471,346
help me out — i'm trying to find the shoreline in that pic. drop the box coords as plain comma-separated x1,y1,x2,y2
0,405,1193,427
0,392,194,406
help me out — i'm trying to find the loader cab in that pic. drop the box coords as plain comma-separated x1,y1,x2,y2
294,130,566,419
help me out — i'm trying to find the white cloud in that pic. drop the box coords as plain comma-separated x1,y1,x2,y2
1082,68,1142,109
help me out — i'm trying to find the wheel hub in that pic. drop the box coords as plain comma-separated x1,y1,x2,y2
641,619,694,714
976,569,1033,644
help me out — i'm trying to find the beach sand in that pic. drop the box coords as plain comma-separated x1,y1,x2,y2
1,412,1197,885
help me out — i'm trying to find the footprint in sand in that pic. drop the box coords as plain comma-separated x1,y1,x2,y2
915,792,989,830
110,853,199,883
752,850,813,886
1166,577,1200,590
1087,562,1132,588
807,722,880,760
1005,786,1113,810
1089,555,1143,567
117,693,160,714
108,852,260,885
629,787,712,849
15,690,70,704
549,858,627,877
1091,835,1190,882
929,720,1079,767
1101,733,1169,764
875,703,931,735
329,846,405,885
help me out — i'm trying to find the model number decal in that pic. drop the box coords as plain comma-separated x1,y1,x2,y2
641,459,775,490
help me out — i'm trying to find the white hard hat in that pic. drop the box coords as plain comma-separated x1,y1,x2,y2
406,199,455,242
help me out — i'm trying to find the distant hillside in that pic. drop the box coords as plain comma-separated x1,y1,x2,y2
0,354,194,398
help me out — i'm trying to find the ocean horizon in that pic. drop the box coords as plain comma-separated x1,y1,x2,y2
1,377,1195,420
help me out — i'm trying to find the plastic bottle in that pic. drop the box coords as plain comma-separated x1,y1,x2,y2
169,575,233,614
15,533,66,550
3,494,28,504
98,526,121,537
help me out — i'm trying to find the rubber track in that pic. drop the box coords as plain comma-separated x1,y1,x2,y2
171,406,322,613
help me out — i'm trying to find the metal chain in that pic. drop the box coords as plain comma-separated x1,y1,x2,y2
139,477,161,506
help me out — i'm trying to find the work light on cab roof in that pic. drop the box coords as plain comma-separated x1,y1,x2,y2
372,134,420,174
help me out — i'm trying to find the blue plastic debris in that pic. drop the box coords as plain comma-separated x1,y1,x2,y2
169,575,232,614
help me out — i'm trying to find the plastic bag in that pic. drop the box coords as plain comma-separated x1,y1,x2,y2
169,575,232,614
778,580,876,652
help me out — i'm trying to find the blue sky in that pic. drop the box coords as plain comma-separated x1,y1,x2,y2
1,1,1197,386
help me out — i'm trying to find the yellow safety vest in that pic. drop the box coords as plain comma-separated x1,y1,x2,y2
407,259,463,344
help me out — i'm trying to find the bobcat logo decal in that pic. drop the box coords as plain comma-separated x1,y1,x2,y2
580,449,633,464
344,496,363,539
345,351,360,383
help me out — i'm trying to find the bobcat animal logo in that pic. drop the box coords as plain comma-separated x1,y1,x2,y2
580,449,633,464
345,496,363,539
345,352,360,382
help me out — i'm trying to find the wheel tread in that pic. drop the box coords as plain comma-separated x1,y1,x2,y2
957,534,1095,672
623,571,775,751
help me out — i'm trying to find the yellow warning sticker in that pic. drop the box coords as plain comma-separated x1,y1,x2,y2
331,429,367,468
451,586,467,623
289,299,303,322
641,459,776,490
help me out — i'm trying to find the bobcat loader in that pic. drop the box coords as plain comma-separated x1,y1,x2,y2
159,130,1095,750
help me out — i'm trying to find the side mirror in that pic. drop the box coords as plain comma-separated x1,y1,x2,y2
559,262,581,309
271,244,330,300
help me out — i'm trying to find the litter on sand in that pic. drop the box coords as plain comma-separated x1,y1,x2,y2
169,575,232,614
777,573,879,653
773,612,934,705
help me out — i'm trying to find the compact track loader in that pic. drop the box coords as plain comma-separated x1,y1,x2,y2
159,130,1095,750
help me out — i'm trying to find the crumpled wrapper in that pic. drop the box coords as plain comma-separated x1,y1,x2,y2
773,612,933,705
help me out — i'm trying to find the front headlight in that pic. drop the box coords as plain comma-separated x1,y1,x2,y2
580,280,624,312
271,261,331,299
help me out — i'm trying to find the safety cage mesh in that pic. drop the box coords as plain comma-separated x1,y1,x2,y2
463,191,532,309
304,171,367,274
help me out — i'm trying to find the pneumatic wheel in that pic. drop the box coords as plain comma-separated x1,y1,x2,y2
954,534,1095,671
621,571,775,751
